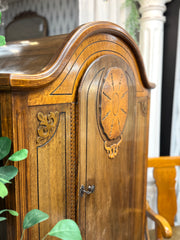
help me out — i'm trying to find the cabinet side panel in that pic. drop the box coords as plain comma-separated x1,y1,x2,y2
27,103,74,239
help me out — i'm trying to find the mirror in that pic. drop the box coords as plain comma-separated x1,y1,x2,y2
5,11,48,41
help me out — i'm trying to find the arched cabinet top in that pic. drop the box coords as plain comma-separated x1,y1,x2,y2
0,21,154,91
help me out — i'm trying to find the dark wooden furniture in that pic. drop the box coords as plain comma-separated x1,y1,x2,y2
0,22,154,240
147,156,180,240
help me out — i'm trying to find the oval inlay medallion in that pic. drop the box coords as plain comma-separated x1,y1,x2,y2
100,67,128,140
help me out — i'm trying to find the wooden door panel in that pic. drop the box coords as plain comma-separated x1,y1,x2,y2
77,54,147,240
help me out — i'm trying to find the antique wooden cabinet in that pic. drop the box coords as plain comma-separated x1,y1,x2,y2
0,22,154,239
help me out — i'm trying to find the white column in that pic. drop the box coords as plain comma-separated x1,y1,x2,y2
78,0,125,27
139,0,172,228
139,0,172,158
78,0,95,24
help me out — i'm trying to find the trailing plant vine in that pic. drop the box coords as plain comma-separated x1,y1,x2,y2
124,0,140,42
0,137,28,219
0,11,6,46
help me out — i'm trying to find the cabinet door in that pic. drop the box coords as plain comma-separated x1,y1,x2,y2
77,54,147,240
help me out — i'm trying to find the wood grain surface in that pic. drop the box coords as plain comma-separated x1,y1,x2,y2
0,22,153,240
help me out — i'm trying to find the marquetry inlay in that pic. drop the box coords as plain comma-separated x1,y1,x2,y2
99,67,129,158
100,67,128,140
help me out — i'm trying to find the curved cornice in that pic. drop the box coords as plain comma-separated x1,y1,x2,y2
4,21,154,90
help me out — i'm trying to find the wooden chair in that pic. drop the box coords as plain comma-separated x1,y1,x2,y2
146,156,180,239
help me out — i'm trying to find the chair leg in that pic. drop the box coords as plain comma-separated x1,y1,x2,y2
145,218,150,240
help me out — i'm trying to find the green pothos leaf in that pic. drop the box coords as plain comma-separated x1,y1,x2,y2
23,209,49,230
0,137,11,160
0,182,8,198
0,209,18,222
8,149,28,162
0,35,6,46
0,177,11,184
48,219,82,240
0,209,18,216
0,166,18,181
0,217,7,222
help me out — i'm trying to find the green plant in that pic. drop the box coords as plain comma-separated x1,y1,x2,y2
0,136,82,240
124,0,140,42
0,136,28,220
0,11,6,46
21,210,82,240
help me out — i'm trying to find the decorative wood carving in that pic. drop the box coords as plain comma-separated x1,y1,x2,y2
140,99,148,116
36,111,59,145
99,67,128,158
69,103,76,220
104,138,122,159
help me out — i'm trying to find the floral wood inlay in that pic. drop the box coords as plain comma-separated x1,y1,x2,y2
100,67,128,140
99,67,129,159
36,111,59,145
